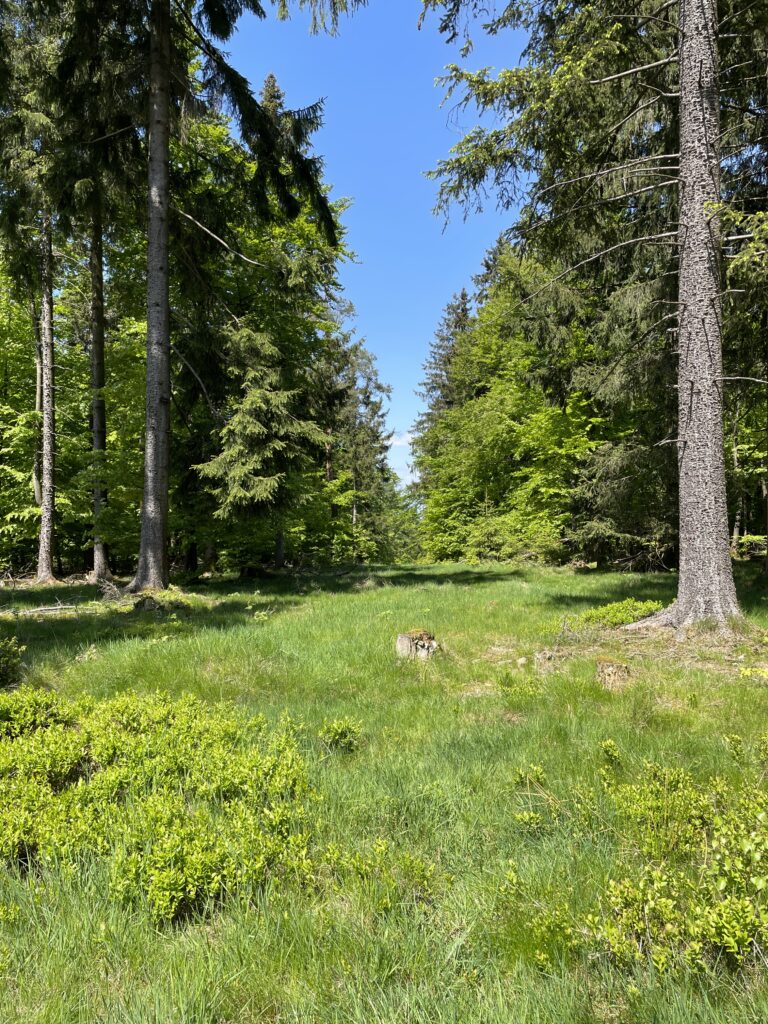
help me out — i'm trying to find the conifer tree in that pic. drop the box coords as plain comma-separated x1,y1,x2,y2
125,0,366,589
422,0,766,625
0,4,62,583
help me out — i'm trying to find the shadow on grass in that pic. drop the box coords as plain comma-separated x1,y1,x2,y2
0,563,523,669
7,560,767,670
539,574,677,611
536,561,768,618
188,563,525,598
0,584,300,668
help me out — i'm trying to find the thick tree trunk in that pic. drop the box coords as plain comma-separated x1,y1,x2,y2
129,0,171,592
668,0,739,625
89,191,111,581
36,212,56,584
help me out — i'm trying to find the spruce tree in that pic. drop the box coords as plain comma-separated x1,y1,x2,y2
0,4,62,583
422,0,766,625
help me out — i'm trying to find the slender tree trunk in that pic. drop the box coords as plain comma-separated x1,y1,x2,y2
36,212,56,584
129,0,171,592
668,0,739,625
202,541,217,573
730,399,741,554
325,427,339,518
185,541,198,573
89,190,111,581
325,428,333,483
274,528,286,569
763,322,768,574
30,299,42,506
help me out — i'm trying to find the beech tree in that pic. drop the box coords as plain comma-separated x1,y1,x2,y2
422,0,767,625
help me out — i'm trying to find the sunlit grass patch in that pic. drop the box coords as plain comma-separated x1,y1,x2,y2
1,563,768,1020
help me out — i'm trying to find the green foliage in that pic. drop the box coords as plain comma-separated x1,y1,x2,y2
0,637,24,689
414,253,602,563
585,779,768,971
318,716,362,754
579,598,663,628
322,838,440,912
513,763,547,788
0,689,312,923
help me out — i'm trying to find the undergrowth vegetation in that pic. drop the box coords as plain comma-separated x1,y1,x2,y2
0,689,311,923
3,563,768,1021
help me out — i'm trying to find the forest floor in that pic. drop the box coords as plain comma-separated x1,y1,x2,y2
3,562,768,1022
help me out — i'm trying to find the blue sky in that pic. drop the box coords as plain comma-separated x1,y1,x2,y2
225,2,526,481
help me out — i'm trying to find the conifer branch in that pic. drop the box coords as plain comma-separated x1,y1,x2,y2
590,53,678,85
532,155,680,203
174,207,268,268
593,313,680,396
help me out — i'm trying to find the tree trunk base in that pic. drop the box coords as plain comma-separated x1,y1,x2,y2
35,573,59,586
624,597,742,633
126,573,166,594
86,568,113,585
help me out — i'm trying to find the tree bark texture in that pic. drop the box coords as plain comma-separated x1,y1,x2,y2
30,299,42,506
130,0,171,591
89,191,111,581
672,0,740,625
36,212,56,584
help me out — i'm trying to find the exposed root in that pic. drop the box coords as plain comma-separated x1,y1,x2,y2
624,598,744,634
623,602,678,631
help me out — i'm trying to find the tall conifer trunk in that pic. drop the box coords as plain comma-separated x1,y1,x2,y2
130,0,171,591
36,211,56,584
670,0,740,625
31,299,42,506
89,190,111,581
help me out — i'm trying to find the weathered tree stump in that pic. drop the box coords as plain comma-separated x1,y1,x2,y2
396,630,438,659
596,659,630,691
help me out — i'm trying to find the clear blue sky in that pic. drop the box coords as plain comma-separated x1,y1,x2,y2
225,2,526,481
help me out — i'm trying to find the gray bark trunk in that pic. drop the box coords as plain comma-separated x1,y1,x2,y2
30,299,42,506
275,528,286,569
129,0,171,592
730,400,741,553
670,0,739,625
36,212,56,584
89,192,111,581
763,332,768,574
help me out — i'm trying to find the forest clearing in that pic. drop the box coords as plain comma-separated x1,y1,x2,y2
2,563,768,1022
1,0,768,1018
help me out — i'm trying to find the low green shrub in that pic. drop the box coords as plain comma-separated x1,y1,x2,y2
496,749,768,972
578,598,663,628
319,717,362,754
0,637,24,689
585,786,768,970
513,763,547,788
0,688,312,923
580,759,768,970
322,838,441,912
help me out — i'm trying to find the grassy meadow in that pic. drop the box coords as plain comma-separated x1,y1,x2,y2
3,563,768,1022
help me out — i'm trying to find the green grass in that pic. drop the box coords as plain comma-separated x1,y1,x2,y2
3,562,768,1022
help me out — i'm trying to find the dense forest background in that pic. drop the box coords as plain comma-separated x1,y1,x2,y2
414,0,768,573
0,1,419,579
0,0,766,581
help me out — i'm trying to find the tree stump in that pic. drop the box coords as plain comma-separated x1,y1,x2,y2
596,659,630,692
396,630,438,659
